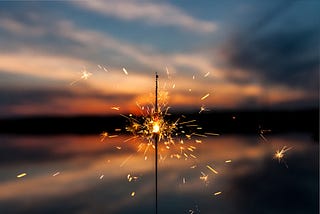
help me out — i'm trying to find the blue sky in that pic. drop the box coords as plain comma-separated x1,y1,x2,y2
0,0,318,117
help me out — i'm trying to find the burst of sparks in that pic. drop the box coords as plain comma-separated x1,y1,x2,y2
17,173,27,178
122,83,210,161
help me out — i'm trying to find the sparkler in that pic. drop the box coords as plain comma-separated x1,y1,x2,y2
121,72,211,213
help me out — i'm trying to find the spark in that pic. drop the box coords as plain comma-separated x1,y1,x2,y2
166,67,171,79
99,175,104,179
17,173,27,178
98,64,108,72
199,105,209,114
206,165,219,174
190,165,197,169
204,72,210,77
123,67,128,75
225,160,232,163
214,191,222,196
205,132,220,136
131,191,135,197
100,132,108,142
172,84,176,89
111,106,120,111
109,135,118,138
127,174,139,182
183,177,186,184
259,126,272,142
201,93,210,100
70,69,92,85
274,146,292,165
53,172,60,177
200,171,208,183
116,146,122,150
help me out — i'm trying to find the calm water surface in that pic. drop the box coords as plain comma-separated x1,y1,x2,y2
0,134,318,214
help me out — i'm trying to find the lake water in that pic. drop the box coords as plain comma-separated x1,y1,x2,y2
0,134,318,214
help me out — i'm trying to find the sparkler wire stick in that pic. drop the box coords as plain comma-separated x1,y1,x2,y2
155,72,159,214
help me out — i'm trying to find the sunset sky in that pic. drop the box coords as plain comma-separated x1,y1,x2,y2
0,0,318,117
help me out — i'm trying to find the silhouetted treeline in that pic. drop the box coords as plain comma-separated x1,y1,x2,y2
0,109,318,140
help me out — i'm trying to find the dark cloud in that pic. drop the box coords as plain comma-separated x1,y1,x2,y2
219,1,319,95
224,29,318,90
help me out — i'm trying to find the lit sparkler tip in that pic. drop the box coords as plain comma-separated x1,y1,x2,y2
17,173,27,178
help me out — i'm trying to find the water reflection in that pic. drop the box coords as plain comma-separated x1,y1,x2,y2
0,134,318,213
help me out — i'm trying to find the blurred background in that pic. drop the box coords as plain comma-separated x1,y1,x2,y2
0,0,318,213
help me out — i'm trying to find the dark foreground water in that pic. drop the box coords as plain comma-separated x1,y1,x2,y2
0,134,318,214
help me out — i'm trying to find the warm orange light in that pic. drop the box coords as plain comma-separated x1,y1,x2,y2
152,122,160,133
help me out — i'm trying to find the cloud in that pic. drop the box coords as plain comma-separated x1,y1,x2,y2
70,0,216,33
223,29,319,91
217,1,319,104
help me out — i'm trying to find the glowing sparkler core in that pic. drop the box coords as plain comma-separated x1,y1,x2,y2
152,121,160,133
